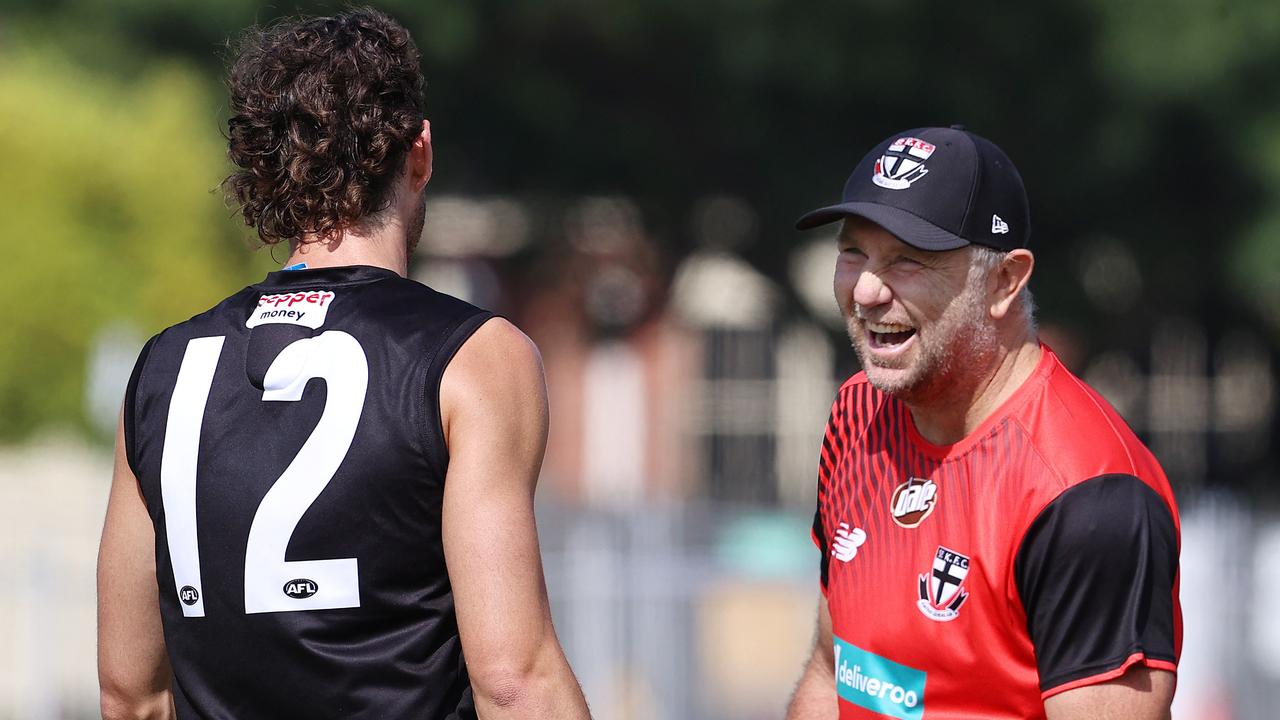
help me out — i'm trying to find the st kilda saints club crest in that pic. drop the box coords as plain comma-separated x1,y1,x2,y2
872,137,936,190
890,477,938,528
917,546,970,622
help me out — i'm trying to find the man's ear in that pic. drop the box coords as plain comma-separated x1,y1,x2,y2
990,248,1034,320
409,119,432,192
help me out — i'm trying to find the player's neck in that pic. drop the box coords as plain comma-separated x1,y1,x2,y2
908,336,1042,446
284,223,410,277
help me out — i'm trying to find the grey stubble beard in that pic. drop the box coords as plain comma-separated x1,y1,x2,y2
849,274,1000,407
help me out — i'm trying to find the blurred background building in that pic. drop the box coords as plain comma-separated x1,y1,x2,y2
2,0,1279,718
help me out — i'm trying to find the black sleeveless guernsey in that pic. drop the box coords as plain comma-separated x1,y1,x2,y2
124,265,491,719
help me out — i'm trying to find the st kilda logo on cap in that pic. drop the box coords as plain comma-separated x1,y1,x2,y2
871,137,936,190
890,477,938,528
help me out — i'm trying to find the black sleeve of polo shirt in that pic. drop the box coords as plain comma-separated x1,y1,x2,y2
1014,473,1179,694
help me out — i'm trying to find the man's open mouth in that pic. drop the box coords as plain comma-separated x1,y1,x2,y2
866,321,917,350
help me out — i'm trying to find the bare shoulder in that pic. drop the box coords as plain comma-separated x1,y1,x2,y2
441,318,546,442
447,317,543,384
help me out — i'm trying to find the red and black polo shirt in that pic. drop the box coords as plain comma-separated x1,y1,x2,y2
812,345,1181,719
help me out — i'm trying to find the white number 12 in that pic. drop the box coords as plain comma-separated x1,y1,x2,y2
159,331,368,616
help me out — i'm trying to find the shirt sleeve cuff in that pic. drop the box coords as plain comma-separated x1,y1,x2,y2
1041,651,1178,700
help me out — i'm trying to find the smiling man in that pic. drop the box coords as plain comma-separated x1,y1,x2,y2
785,126,1181,720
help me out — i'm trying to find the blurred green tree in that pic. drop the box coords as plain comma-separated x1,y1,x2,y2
3,0,1280,454
0,44,268,441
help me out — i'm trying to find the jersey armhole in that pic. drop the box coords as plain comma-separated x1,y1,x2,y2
123,335,159,478
421,311,498,477
811,525,829,597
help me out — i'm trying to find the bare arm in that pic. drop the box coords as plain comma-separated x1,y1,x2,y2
786,596,838,720
441,318,590,719
97,412,174,720
1044,667,1174,720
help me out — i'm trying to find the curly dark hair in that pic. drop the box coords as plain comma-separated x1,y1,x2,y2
224,8,425,245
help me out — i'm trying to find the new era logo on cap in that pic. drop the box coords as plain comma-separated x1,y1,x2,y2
795,125,1030,253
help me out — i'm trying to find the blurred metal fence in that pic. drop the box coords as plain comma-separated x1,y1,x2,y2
2,309,1278,718
0,439,104,720
538,498,1276,720
0,446,1275,719
538,501,815,720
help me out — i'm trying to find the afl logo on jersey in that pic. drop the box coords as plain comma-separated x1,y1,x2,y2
890,478,938,528
283,579,319,599
872,137,936,190
179,585,200,606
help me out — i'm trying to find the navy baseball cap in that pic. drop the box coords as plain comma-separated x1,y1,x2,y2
795,126,1030,252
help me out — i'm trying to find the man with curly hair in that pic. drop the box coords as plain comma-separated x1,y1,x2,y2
97,9,591,719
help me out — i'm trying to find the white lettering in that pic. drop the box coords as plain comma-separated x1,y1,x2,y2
256,309,310,321
247,291,335,329
894,490,911,515
895,482,937,514
834,643,923,711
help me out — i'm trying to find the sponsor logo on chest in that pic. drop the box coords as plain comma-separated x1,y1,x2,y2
833,636,926,720
890,477,938,528
247,291,336,329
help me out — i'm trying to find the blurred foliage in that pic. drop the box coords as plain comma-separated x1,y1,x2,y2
1085,0,1280,331
1,0,1280,443
0,41,269,440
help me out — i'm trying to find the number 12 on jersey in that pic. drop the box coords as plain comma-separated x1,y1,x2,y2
159,332,369,616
